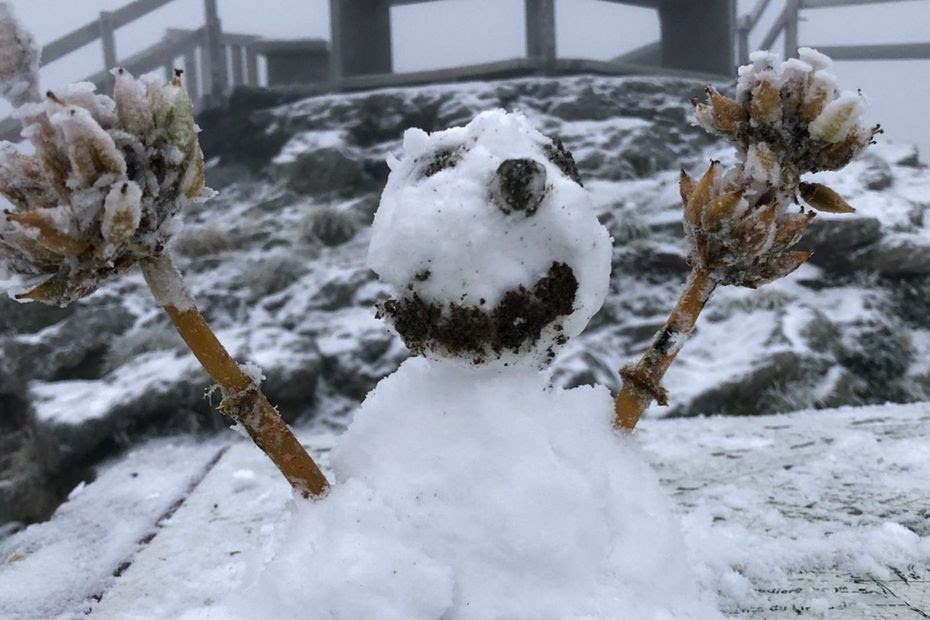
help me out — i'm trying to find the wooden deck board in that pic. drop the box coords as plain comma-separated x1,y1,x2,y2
89,403,930,618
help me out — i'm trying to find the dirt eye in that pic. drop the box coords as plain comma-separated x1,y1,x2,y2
490,158,547,216
421,147,464,178
544,138,583,186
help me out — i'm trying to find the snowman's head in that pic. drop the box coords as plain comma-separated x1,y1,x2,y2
368,110,612,368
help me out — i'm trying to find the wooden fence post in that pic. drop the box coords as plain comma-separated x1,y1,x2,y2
525,0,557,74
737,14,750,66
230,45,244,86
203,0,227,103
328,0,392,81
784,0,800,58
184,48,200,102
246,48,259,86
658,0,734,75
99,10,117,89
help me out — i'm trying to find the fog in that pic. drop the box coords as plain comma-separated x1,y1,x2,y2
3,0,930,156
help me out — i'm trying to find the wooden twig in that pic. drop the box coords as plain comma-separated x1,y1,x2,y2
140,254,328,498
614,268,716,430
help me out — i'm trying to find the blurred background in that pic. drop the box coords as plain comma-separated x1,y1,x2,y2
1,0,929,531
3,0,929,153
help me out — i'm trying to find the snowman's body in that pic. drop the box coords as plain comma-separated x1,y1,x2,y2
308,355,717,619
204,111,718,619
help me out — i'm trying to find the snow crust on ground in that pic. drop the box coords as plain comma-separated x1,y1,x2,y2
182,357,718,619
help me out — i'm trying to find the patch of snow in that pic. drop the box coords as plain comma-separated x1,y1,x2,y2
639,404,930,610
273,129,348,164
75,403,930,619
29,351,198,427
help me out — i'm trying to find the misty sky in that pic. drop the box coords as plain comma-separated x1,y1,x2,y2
4,0,930,156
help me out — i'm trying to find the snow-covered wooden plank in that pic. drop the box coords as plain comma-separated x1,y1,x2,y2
725,567,930,617
0,438,228,620
65,404,930,617
89,435,336,619
640,402,930,617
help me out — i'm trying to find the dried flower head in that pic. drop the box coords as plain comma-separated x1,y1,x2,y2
687,48,879,288
0,68,210,305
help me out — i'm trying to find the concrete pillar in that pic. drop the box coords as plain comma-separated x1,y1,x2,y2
657,0,734,76
252,40,331,86
329,0,393,80
203,0,227,101
525,0,556,73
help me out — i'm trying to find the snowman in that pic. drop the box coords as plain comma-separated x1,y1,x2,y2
209,111,719,619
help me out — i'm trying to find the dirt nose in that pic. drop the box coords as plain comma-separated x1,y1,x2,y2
491,158,547,216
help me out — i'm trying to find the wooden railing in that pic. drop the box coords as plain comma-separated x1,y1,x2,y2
737,0,930,64
37,0,236,99
0,0,262,142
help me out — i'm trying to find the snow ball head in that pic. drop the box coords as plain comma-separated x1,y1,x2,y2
369,110,612,367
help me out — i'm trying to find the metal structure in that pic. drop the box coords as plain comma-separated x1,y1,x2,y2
737,0,930,64
2,0,929,141
328,0,737,79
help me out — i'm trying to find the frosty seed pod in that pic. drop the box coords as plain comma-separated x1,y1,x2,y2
369,110,612,367
0,69,210,306
695,49,879,180
685,48,880,289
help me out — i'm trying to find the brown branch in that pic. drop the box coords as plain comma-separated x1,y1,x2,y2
140,254,328,498
614,267,716,430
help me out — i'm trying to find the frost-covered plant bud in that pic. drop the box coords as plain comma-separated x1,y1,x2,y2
51,81,117,129
0,68,210,306
50,104,126,187
0,143,57,210
750,81,781,125
808,91,864,143
685,48,878,288
698,48,878,186
369,110,612,367
680,161,814,288
0,2,38,107
112,67,153,136
101,181,142,245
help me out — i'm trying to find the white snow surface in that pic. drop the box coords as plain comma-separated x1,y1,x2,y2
183,357,718,620
369,110,612,366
